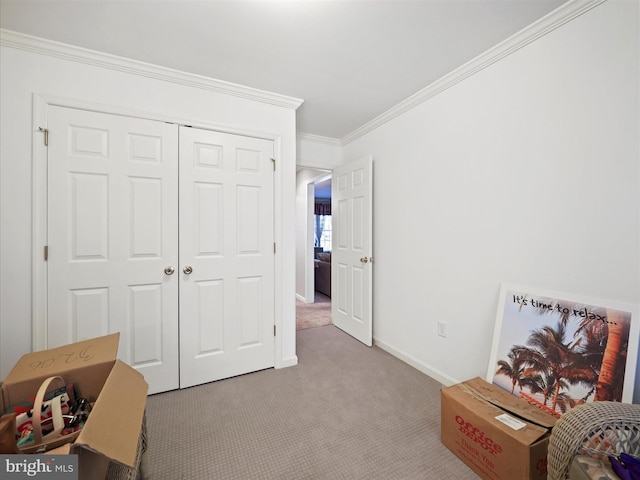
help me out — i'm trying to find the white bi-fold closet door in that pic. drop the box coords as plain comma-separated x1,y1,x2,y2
47,106,275,394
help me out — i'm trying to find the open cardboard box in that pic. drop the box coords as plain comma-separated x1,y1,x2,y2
441,377,558,480
1,333,148,479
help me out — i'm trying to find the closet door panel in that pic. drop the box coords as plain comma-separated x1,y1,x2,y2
179,126,275,388
47,106,179,394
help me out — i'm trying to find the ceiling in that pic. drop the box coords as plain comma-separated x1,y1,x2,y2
0,0,567,140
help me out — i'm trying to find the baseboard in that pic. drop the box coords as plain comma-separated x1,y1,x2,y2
373,336,461,387
276,355,298,369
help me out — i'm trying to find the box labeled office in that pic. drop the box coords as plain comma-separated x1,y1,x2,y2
441,377,557,480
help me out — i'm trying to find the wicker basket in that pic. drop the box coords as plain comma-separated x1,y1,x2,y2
105,412,148,480
547,401,640,480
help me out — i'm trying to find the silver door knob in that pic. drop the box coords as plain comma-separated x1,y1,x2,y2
183,266,193,274
360,257,369,263
164,266,175,275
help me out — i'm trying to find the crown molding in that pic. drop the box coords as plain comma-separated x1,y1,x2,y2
0,29,304,110
297,132,342,147
341,0,607,145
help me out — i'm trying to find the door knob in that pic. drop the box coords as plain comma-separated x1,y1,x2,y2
360,257,369,263
183,266,193,274
164,266,175,275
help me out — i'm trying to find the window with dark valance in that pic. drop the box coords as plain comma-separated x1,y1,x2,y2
314,200,331,216
314,199,332,250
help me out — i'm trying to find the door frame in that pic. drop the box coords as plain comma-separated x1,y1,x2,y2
31,93,289,368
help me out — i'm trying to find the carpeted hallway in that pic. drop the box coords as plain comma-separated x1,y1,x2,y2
144,325,479,479
296,292,332,330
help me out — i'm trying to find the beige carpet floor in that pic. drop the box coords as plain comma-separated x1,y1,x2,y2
144,325,480,479
296,292,332,330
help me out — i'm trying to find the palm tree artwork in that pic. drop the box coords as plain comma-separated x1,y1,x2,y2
495,346,528,394
491,287,634,417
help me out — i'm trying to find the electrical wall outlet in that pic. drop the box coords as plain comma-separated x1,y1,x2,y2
437,320,447,338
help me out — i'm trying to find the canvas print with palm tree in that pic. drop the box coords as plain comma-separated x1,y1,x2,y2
487,284,639,417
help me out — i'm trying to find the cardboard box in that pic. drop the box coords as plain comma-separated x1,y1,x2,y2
441,377,557,480
1,333,148,479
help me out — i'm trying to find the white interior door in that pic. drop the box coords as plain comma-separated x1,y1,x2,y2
178,126,275,388
331,156,373,346
47,106,180,394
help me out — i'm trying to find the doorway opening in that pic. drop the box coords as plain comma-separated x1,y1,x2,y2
297,157,373,344
312,175,332,301
296,169,332,330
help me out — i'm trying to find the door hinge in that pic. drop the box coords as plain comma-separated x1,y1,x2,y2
39,127,49,146
44,245,48,261
274,325,276,336
274,242,276,254
271,158,276,171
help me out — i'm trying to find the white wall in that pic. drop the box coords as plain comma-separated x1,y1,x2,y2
343,0,640,399
297,134,342,169
296,169,317,302
0,36,299,378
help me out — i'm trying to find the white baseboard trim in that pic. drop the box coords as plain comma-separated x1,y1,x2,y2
277,355,299,369
373,336,461,387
